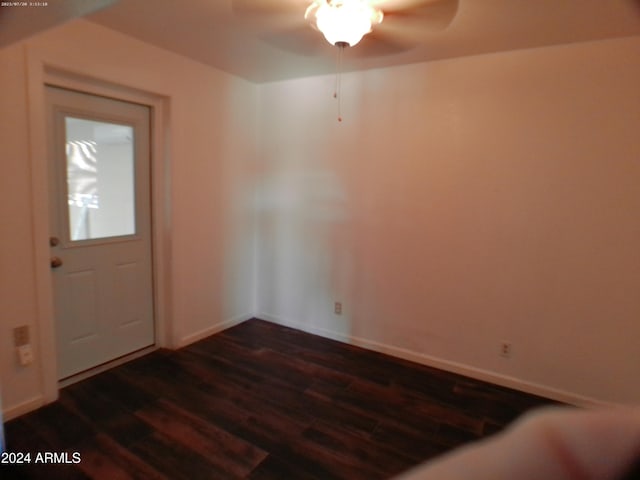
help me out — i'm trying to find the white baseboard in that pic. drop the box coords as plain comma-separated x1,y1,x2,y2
3,315,254,421
3,313,613,423
177,313,253,348
257,312,616,409
3,395,45,421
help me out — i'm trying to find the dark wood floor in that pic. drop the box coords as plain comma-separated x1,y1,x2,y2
4,318,558,479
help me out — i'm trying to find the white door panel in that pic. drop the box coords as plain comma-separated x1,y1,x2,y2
47,86,154,380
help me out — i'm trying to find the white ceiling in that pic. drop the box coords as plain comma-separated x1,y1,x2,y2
6,0,640,83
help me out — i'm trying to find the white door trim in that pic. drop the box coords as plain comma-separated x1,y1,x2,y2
26,56,173,406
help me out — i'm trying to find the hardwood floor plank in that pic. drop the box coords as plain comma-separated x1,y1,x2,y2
300,387,380,438
370,419,444,463
1,463,91,480
248,453,337,480
112,363,252,434
302,421,418,478
74,444,144,480
60,384,154,447
79,370,157,413
127,431,229,480
134,399,268,478
21,401,95,450
76,434,169,480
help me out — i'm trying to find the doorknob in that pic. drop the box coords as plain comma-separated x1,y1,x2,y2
49,236,60,247
50,256,63,268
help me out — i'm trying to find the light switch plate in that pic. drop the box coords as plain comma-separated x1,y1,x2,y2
13,325,30,347
17,345,34,366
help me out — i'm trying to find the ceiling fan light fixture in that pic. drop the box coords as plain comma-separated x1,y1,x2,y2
306,0,383,47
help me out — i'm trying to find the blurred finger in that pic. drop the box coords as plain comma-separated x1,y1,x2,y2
396,406,640,480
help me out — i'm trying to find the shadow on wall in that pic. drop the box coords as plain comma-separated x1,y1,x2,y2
254,168,354,333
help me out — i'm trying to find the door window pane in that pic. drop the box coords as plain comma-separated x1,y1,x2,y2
65,117,136,241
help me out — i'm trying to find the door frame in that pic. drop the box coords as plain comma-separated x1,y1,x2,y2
26,59,173,405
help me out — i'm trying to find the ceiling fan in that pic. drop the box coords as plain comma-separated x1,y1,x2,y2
233,0,458,121
232,0,460,58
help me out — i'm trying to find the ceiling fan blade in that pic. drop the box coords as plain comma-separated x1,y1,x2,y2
260,25,329,56
349,0,459,57
232,0,311,32
232,0,306,16
378,0,459,32
351,29,415,57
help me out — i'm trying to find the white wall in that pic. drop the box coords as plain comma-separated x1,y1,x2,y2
0,20,257,417
2,17,638,418
0,42,42,417
255,36,640,406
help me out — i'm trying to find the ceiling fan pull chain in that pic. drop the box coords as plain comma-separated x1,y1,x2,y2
334,42,346,122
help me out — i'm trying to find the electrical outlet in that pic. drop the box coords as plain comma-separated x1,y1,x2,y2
500,342,512,358
334,302,342,315
17,344,34,366
13,325,30,347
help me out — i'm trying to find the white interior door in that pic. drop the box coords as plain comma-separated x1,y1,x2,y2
46,86,155,380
